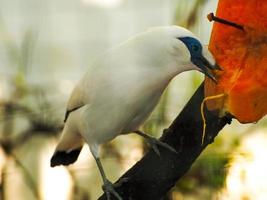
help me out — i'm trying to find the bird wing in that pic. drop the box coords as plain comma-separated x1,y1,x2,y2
52,78,91,167
63,75,91,122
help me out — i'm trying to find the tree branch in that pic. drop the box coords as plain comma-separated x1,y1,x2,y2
99,83,232,200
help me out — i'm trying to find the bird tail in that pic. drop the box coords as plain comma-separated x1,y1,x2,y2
50,147,82,167
50,123,84,167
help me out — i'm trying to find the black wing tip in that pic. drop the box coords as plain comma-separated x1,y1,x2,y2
64,105,84,123
50,148,82,167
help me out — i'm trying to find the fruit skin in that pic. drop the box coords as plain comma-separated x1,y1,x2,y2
204,0,267,123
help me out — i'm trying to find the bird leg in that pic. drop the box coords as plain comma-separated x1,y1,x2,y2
134,130,178,156
91,153,122,200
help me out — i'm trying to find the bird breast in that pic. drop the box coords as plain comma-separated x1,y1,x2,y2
75,67,171,145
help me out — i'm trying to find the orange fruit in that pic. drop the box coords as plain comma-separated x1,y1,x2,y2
205,0,267,123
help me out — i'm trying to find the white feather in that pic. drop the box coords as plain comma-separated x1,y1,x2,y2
54,26,205,155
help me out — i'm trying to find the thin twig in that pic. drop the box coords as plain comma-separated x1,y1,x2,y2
207,12,244,31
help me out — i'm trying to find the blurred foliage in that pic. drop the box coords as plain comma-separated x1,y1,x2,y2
174,0,208,29
0,16,61,200
179,154,228,192
143,89,169,135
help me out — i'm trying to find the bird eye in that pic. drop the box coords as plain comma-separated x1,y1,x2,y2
192,44,199,52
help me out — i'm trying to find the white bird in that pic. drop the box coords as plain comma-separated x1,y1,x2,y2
50,26,220,200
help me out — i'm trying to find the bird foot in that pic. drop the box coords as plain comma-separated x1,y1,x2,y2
134,130,178,156
146,136,178,156
102,180,123,200
114,177,130,187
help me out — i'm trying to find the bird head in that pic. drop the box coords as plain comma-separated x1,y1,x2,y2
161,26,221,82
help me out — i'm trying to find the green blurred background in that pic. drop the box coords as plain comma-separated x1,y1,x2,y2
0,0,267,199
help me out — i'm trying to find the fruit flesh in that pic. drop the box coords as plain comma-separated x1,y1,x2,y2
204,0,267,123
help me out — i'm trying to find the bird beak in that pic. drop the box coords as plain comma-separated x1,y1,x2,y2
194,55,222,83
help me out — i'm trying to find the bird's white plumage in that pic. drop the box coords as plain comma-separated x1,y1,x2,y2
51,26,219,200
54,26,211,156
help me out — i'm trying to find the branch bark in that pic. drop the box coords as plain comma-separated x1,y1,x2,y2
98,83,232,200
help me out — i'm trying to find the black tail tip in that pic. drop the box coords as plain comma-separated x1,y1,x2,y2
50,148,82,167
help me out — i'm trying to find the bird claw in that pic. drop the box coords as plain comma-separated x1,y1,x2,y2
155,140,178,155
114,177,130,187
151,141,161,156
147,137,178,156
134,130,178,156
102,180,123,200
